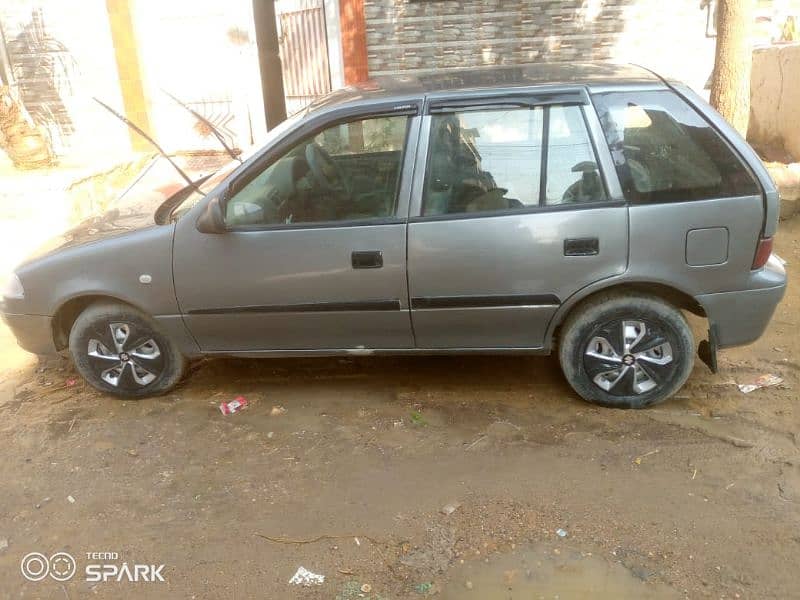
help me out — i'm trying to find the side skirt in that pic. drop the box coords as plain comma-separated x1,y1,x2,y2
197,347,551,359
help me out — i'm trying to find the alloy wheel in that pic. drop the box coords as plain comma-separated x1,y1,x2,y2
86,322,164,389
583,319,675,396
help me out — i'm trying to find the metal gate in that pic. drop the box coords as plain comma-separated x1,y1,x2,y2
276,0,331,114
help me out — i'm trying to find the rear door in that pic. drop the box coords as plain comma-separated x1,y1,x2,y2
407,90,629,349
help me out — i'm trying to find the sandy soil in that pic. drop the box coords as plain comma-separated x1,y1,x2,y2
0,220,799,599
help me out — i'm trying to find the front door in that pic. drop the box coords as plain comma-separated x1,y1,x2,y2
174,111,418,352
407,94,628,349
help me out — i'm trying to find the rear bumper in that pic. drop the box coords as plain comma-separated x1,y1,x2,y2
696,256,787,349
0,312,57,355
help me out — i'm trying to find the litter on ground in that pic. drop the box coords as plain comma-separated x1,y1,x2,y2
219,396,248,415
440,501,461,516
288,566,325,586
737,374,783,393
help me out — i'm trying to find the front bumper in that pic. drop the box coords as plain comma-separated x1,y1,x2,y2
0,312,57,355
696,255,787,349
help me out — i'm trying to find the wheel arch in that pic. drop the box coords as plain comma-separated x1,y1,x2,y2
51,294,145,351
546,279,706,351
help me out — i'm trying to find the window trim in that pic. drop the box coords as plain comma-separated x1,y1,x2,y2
538,106,550,206
218,216,406,233
414,98,614,221
408,199,626,224
425,88,590,113
221,103,420,232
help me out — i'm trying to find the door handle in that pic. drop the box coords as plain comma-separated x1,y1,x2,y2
564,237,599,256
351,250,383,269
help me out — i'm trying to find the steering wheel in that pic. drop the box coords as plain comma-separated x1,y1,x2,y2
305,142,351,197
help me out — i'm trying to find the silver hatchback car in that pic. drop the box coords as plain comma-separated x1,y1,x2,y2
1,63,786,408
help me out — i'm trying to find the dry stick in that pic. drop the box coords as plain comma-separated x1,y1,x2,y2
255,533,381,545
464,434,487,451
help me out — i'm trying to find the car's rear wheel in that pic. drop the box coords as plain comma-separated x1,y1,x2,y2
68,302,186,399
558,293,694,409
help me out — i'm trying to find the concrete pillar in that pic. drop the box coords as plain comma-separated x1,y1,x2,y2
324,0,346,90
105,0,152,152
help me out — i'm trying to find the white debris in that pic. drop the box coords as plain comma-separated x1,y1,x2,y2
0,538,8,552
441,501,462,516
67,495,76,504
288,566,325,587
556,528,568,538
737,374,783,393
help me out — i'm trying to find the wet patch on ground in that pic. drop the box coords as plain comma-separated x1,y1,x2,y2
441,543,680,599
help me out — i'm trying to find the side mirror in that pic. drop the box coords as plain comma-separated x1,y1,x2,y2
196,195,226,234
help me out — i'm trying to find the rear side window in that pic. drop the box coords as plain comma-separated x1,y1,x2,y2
592,90,759,203
545,105,605,206
421,104,607,216
423,107,543,216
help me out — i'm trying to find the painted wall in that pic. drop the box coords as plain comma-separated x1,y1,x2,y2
1,0,334,165
131,0,265,152
749,42,800,161
0,0,130,165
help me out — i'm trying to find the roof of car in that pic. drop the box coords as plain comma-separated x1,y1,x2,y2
308,62,664,112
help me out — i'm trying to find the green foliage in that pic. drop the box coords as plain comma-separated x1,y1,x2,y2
409,410,427,426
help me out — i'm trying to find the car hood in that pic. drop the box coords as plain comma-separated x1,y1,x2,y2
21,168,189,266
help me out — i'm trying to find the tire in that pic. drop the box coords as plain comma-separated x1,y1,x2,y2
68,302,187,399
558,293,694,409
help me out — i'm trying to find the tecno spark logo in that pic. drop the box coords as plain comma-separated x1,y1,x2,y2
20,552,77,582
21,551,165,583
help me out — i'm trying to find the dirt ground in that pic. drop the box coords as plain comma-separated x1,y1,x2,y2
1,220,799,599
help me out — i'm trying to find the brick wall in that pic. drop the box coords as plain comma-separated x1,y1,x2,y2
363,0,718,92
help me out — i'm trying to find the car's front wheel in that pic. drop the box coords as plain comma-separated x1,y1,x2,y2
559,293,695,409
68,302,186,399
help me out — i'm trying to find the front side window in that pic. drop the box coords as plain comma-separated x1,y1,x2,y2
421,104,606,216
592,90,759,203
225,114,408,226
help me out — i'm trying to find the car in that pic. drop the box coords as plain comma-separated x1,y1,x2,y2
0,62,786,408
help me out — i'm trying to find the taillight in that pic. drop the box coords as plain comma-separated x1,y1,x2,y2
752,236,773,269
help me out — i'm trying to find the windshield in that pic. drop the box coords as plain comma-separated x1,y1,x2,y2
169,110,307,220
